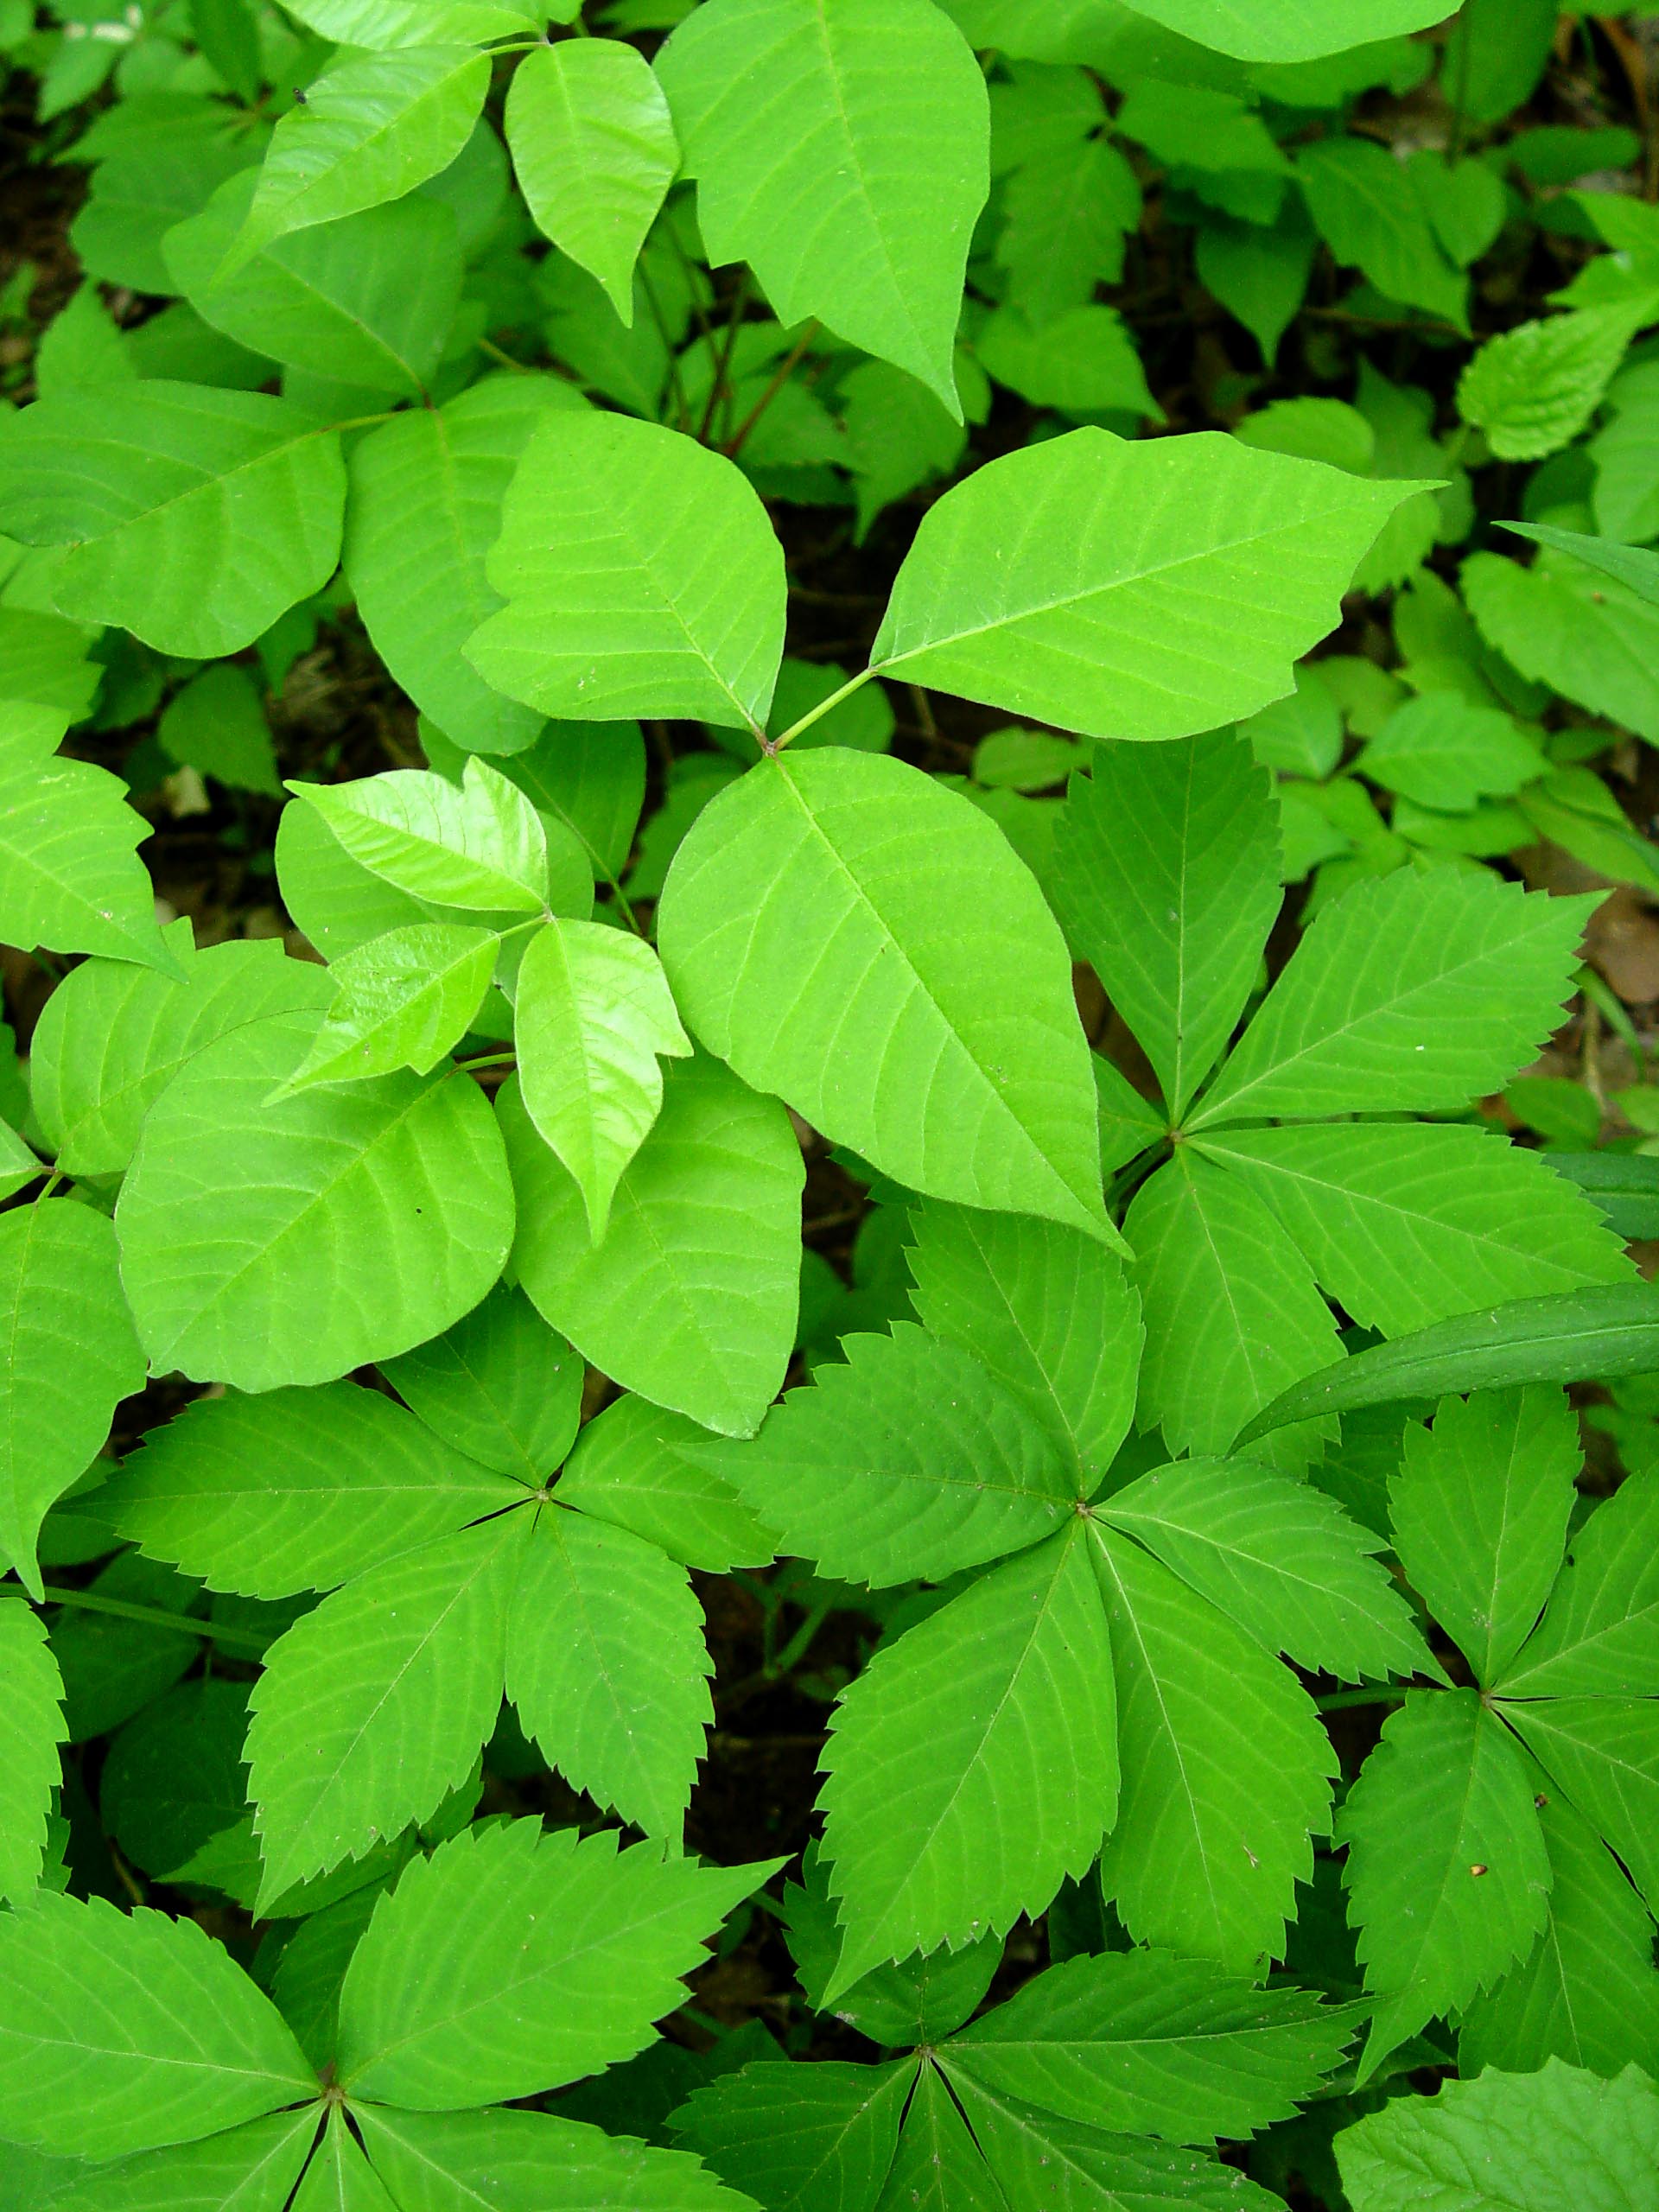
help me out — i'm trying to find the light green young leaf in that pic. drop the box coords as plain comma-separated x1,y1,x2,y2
977,303,1160,420
506,41,678,322
1295,137,1465,327
1052,729,1281,1116
1361,693,1544,810
346,375,589,758
657,749,1110,1244
870,429,1420,741
40,2108,320,2212
288,759,552,917
467,411,787,734
381,1283,583,1486
1499,1473,1659,1699
1464,546,1659,743
1460,1786,1659,2081
0,702,180,976
940,1948,1357,2145
1195,202,1316,370
995,134,1139,328
247,1513,528,1908
1503,1699,1659,1911
104,1381,523,1599
953,2085,1286,2212
1336,2057,1659,2212
278,0,544,40
1338,1690,1551,2078
277,923,498,1094
1100,1457,1433,1683
820,1526,1118,1998
116,1011,514,1393
223,47,491,276
1090,1522,1335,1974
0,1595,63,1904
1459,304,1654,462
0,385,346,658
0,1200,145,1599
1191,869,1597,1128
505,1505,711,1839
657,0,988,411
1128,1152,1342,1473
1119,0,1451,63
360,2103,759,2212
500,1055,803,1440
556,1393,777,1573
0,604,101,721
0,1891,313,2160
30,932,332,1179
905,1201,1141,1492
1390,1387,1580,1690
516,918,692,1242
338,1819,773,2107
165,175,463,399
1236,1284,1659,1449
1198,1123,1632,1336
696,1324,1075,1587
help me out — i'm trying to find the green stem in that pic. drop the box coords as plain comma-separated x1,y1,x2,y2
696,274,752,444
1314,1687,1410,1713
41,1586,266,1656
724,321,821,460
455,1049,518,1072
772,665,880,753
770,1600,834,1681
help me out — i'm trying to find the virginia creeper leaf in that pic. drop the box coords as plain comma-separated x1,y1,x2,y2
380,1282,583,1484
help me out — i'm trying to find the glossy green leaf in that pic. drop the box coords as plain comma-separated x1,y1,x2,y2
359,2103,758,2212
468,411,787,734
556,1392,777,1573
506,41,678,321
278,924,498,1092
870,429,1419,741
658,749,1111,1243
820,1526,1118,1997
1503,1699,1659,1911
337,1819,773,2107
380,1282,583,1484
116,1011,514,1393
875,2061,999,2212
955,2085,1285,2212
0,1595,63,1904
0,384,346,658
1360,692,1544,810
292,2110,399,2212
287,759,552,917
277,0,541,41
676,2063,912,2212
1465,545,1659,743
1498,520,1659,606
516,917,692,1241
37,2109,319,2212
657,0,988,411
0,1200,145,1599
501,1054,802,1439
104,1380,522,1599
0,1892,313,2160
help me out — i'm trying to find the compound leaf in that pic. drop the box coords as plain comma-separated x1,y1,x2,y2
116,1011,515,1393
380,1282,584,1486
0,1891,313,2161
556,1392,777,1573
40,2109,319,2212
500,1054,802,1440
870,429,1419,742
674,2059,911,2212
337,1820,773,2107
658,748,1110,1243
953,2085,1286,2212
657,0,988,411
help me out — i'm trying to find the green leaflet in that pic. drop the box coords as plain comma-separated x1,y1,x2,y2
782,1843,1001,2047
0,1595,64,1904
344,375,591,758
515,917,693,1241
0,1200,146,1598
356,2103,757,2212
949,2086,1285,2212
657,0,988,412
287,758,554,916
222,46,491,276
819,1526,1119,1995
276,0,542,41
1099,1456,1433,1683
164,174,464,399
995,134,1139,328
1118,0,1452,63
0,383,346,658
277,922,499,1092
556,1392,777,1573
873,2062,1000,2212
29,930,333,1177
102,1677,252,1888
1190,868,1598,1127
157,664,281,798
870,429,1420,741
116,1011,515,1393
504,1505,712,1838
1052,729,1281,1116
0,1892,314,2160
0,704,181,977
505,41,678,322
695,1323,1077,1587
1338,1691,1552,2079
657,748,1111,1244
1458,303,1655,462
1503,1699,1659,1910
904,1200,1141,1491
1090,1522,1336,1974
1359,692,1544,810
1498,1473,1659,1699
103,1380,523,1599
672,2061,916,2212
1499,520,1659,606
1390,1388,1580,1690
1464,546,1659,743
499,1055,803,1440
380,1282,583,1484
336,1821,775,2107
38,2110,319,2212
1336,2059,1659,2212
293,2110,398,2212
1295,137,1465,327
468,411,787,733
